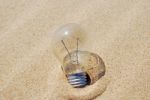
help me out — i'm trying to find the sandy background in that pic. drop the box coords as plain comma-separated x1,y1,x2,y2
0,0,150,100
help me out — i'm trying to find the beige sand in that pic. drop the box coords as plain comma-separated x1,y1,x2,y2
0,0,150,100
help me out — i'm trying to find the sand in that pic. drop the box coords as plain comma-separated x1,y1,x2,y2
0,0,150,100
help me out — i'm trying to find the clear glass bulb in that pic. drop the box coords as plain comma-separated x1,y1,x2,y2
52,23,105,88
52,23,87,63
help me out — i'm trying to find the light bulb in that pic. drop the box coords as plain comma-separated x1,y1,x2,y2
52,23,105,88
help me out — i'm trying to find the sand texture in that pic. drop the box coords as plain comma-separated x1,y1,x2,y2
0,0,150,100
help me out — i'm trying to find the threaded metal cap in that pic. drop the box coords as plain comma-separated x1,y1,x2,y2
67,72,89,88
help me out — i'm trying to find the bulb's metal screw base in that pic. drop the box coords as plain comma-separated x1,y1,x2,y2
67,72,88,88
